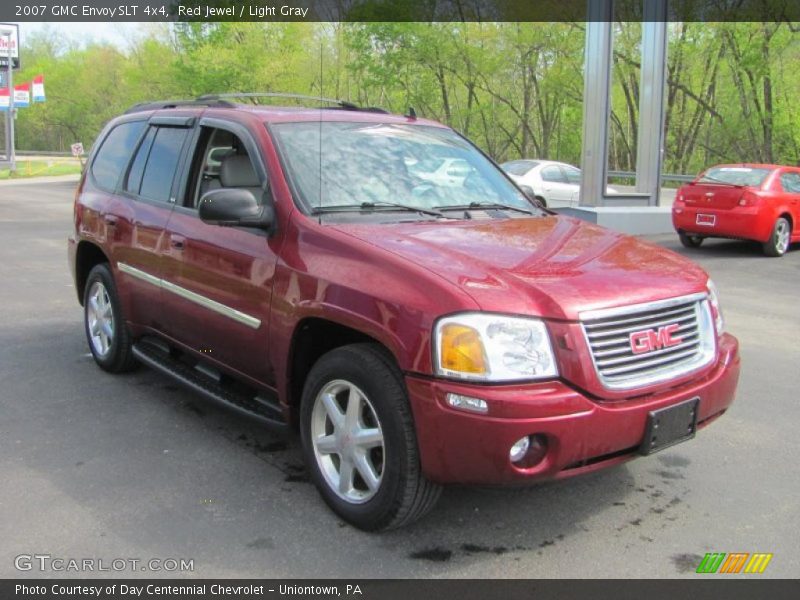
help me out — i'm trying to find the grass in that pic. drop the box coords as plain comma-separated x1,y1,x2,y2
0,159,83,180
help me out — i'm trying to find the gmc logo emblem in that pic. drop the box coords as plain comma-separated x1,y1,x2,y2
629,324,683,354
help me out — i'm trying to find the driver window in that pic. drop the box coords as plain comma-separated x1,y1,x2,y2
186,126,262,209
541,165,567,184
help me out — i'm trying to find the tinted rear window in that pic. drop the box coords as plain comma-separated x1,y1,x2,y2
139,127,189,203
698,167,772,187
91,121,146,190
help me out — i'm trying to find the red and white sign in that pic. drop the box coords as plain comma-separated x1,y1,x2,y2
629,324,683,355
0,87,8,111
32,75,45,102
13,82,29,107
71,143,84,157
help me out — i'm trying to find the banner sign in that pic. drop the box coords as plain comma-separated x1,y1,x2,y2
0,86,8,111
33,74,45,101
13,82,29,107
0,22,20,69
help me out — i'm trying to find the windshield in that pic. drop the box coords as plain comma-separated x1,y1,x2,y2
698,166,772,187
270,121,537,215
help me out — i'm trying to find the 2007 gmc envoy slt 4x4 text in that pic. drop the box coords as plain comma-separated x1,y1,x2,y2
68,95,740,531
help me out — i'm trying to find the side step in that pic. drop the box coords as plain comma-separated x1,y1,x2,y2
132,340,287,430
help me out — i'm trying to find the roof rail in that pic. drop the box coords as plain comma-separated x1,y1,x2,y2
124,99,235,114
197,92,359,109
195,92,390,113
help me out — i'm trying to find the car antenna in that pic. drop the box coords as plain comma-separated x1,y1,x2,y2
406,106,417,120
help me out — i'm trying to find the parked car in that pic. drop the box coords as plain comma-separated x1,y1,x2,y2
500,159,617,207
69,95,740,531
672,163,800,257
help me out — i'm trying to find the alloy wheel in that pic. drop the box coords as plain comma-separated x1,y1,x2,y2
310,379,385,504
86,281,114,357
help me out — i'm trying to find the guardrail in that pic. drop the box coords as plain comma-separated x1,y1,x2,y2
608,170,695,183
16,150,78,157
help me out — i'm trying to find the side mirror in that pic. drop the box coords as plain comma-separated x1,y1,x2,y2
198,188,274,230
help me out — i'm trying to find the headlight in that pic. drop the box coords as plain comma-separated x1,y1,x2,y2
706,279,725,334
434,313,558,382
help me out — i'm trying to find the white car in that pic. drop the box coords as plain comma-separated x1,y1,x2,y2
501,159,617,208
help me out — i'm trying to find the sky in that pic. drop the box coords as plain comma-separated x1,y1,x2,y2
13,22,142,49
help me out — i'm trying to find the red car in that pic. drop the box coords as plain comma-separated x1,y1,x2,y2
672,163,800,256
68,95,740,530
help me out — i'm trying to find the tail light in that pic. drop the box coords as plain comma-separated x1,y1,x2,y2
738,191,761,207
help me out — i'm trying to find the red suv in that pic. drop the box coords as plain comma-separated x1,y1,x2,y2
68,95,740,530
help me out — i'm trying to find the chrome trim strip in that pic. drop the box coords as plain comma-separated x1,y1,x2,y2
578,292,707,321
117,262,261,330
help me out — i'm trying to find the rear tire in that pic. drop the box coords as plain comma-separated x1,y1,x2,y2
83,263,138,373
679,232,704,248
300,343,441,531
535,196,548,208
763,217,791,257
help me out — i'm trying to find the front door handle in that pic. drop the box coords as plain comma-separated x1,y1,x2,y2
103,215,118,226
170,235,186,250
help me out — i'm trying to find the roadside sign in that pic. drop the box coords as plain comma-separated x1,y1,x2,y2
0,23,20,70
0,71,6,87
71,143,84,157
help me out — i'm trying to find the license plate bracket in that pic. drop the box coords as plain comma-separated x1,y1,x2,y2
696,213,716,226
639,397,699,455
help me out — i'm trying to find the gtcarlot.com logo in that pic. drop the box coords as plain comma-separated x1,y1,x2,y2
696,552,773,574
14,554,194,573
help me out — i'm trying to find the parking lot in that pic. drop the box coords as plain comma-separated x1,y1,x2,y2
1,179,798,578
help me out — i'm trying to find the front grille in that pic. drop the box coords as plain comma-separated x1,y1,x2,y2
580,293,716,391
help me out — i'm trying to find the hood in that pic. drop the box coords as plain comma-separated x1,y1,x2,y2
332,215,709,320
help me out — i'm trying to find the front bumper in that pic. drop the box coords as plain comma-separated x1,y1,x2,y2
407,333,739,485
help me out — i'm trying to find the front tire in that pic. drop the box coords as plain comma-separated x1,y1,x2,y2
83,263,137,373
679,232,704,248
763,217,791,257
300,344,441,531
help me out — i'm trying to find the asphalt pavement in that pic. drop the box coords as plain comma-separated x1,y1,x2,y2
1,179,797,578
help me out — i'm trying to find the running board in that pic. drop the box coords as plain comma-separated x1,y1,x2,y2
132,340,287,429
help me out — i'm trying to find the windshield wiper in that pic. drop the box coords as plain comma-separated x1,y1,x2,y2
312,201,450,219
435,201,537,215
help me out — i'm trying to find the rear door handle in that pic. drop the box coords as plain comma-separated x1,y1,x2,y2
170,235,186,250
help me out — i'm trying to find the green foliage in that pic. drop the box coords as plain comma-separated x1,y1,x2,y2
9,22,800,174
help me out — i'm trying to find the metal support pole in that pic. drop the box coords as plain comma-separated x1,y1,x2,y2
579,0,614,207
635,2,668,206
1,28,15,172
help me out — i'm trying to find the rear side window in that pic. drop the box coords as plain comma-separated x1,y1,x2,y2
91,121,146,191
125,127,157,194
138,127,190,203
779,172,800,193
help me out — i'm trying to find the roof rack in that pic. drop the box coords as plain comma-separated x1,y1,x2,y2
196,92,389,113
124,93,390,116
124,99,235,114
197,92,358,109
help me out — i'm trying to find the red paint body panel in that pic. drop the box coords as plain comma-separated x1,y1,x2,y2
673,163,800,243
69,104,742,487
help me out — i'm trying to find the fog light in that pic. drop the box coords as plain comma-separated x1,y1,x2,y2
446,393,488,414
510,434,549,468
509,436,530,463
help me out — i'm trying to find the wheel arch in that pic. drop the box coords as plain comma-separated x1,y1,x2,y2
285,317,401,426
75,241,110,305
